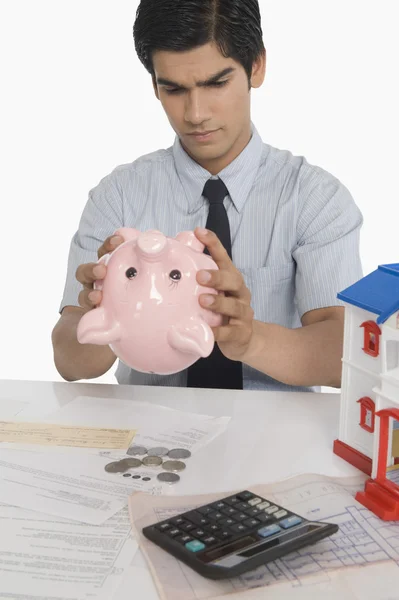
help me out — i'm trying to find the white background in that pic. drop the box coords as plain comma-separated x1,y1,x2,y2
0,0,398,386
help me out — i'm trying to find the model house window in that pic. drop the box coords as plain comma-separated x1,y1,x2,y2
357,397,375,433
360,321,381,358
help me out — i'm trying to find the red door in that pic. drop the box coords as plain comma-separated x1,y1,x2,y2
376,408,399,484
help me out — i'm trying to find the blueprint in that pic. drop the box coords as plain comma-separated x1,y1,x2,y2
128,473,399,600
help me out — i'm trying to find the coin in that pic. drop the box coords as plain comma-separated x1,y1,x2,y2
132,474,141,479
127,445,147,456
147,446,169,457
162,460,186,472
119,457,142,469
168,448,191,459
123,473,131,478
157,472,180,484
142,455,163,467
142,477,151,481
104,461,127,473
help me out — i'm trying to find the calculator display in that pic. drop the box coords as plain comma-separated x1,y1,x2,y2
239,524,321,558
202,536,258,562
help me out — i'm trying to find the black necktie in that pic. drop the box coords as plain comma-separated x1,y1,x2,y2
186,178,243,390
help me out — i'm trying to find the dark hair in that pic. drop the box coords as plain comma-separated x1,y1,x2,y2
133,0,265,84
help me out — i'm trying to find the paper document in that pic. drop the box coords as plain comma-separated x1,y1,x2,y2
0,420,135,449
52,395,230,451
0,448,163,525
0,399,28,419
128,472,399,600
0,398,230,525
0,502,137,600
0,397,230,458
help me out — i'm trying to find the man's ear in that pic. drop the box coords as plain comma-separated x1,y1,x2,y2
152,75,160,100
250,49,266,89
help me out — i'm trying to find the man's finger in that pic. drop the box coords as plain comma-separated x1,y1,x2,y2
76,262,106,286
98,235,124,259
78,289,102,310
197,268,248,298
194,228,231,269
200,295,254,321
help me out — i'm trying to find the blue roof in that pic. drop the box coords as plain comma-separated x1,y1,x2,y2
337,264,399,324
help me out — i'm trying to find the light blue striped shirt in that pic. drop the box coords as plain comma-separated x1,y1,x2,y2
60,123,363,391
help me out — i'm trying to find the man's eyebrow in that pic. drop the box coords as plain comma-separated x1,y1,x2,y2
156,67,235,89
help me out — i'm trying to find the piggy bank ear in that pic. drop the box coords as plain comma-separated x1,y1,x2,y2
114,227,141,242
175,231,204,253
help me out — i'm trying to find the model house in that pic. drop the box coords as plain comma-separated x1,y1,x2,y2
333,263,399,520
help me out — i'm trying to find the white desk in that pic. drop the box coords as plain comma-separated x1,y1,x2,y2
0,379,359,599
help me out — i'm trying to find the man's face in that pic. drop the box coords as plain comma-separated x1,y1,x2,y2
152,42,265,174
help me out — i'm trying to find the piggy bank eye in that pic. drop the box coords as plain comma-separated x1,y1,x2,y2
125,267,138,279
169,269,182,281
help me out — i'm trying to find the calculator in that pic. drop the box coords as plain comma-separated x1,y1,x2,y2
142,489,338,579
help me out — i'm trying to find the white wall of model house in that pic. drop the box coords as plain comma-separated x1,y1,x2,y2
339,301,399,478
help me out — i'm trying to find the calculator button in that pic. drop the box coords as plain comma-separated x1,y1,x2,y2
258,524,281,538
236,502,250,511
185,540,205,552
185,512,209,526
219,518,235,527
168,528,181,537
193,529,207,539
208,511,224,521
197,506,213,515
265,505,279,515
175,534,193,544
256,513,274,524
274,510,288,519
248,497,262,506
279,516,303,529
202,535,219,546
223,496,241,506
211,501,226,510
230,523,248,534
243,518,260,528
180,522,196,532
237,491,253,501
257,501,270,510
208,524,221,533
233,512,248,522
246,507,261,517
219,531,232,540
171,517,185,526
221,507,237,516
156,522,171,532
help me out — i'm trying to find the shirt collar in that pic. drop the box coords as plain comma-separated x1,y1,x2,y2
172,122,264,214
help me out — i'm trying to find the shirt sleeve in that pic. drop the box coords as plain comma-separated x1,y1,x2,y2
59,172,123,313
293,168,364,319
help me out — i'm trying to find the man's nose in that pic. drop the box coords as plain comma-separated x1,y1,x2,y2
184,89,211,126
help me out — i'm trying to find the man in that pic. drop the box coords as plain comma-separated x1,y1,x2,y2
52,0,363,391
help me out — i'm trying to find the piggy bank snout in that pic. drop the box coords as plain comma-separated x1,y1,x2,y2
137,230,167,260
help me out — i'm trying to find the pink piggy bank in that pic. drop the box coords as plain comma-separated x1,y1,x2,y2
77,228,222,374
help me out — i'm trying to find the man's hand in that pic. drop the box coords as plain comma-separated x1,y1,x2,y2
194,227,254,361
75,235,124,310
